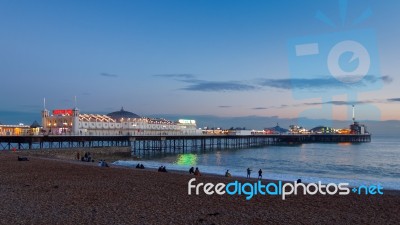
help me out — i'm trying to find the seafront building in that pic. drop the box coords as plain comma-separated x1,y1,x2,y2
41,107,200,136
0,105,368,136
0,124,30,136
0,121,41,136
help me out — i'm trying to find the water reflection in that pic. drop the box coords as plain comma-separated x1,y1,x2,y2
175,154,198,166
338,142,351,146
215,151,222,165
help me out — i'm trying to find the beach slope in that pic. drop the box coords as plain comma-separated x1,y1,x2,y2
0,153,399,225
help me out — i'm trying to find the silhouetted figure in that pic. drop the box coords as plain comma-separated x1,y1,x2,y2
258,169,262,179
87,152,92,162
98,160,109,167
76,152,80,160
297,179,302,183
136,163,140,168
81,152,93,162
158,166,162,172
225,170,231,177
140,164,145,169
189,167,195,174
161,166,167,172
194,167,201,176
247,168,252,178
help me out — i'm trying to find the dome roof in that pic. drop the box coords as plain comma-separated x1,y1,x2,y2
264,123,288,133
30,120,41,128
107,107,141,120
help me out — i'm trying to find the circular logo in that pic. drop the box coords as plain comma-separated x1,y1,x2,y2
327,40,370,83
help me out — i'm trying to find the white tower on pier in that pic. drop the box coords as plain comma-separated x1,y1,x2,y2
72,96,80,135
41,98,49,130
72,107,80,135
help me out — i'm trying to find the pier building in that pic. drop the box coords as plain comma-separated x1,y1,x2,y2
41,107,200,136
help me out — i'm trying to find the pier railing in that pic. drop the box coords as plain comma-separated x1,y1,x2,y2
0,134,371,155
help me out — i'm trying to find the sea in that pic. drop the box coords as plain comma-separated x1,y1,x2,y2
113,136,400,190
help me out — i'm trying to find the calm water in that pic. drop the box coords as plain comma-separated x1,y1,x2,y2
114,136,400,190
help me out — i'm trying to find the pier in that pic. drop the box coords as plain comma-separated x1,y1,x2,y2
0,134,371,156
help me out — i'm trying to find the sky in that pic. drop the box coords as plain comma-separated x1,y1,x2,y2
1,0,400,125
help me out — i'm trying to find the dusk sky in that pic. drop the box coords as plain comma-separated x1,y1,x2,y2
1,0,399,124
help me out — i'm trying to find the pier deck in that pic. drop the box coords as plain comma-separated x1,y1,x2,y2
0,134,371,156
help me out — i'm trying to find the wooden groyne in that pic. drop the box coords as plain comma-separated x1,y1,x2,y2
0,134,371,156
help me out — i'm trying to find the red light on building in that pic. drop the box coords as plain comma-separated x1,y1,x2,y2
53,109,73,115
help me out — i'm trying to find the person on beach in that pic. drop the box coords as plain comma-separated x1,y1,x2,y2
247,168,252,178
98,160,109,167
189,167,194,174
87,152,92,162
297,178,302,183
258,169,262,179
136,163,140,168
194,167,201,176
158,166,167,172
140,164,145,169
225,170,231,177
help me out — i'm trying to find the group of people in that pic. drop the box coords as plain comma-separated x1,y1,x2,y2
130,163,302,183
246,168,263,179
136,163,145,169
224,168,264,179
78,152,267,180
98,159,109,167
188,167,264,179
80,152,94,162
189,167,201,176
158,166,167,172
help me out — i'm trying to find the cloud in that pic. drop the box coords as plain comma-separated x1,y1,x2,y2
264,98,398,110
365,75,393,84
153,74,196,79
218,105,232,108
280,99,380,109
252,107,268,110
258,75,393,90
303,100,353,106
258,77,329,90
301,100,371,107
100,72,118,78
382,75,393,84
181,80,257,92
154,73,257,92
388,98,400,102
154,73,393,92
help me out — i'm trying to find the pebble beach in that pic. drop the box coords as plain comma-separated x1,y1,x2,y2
0,152,399,225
